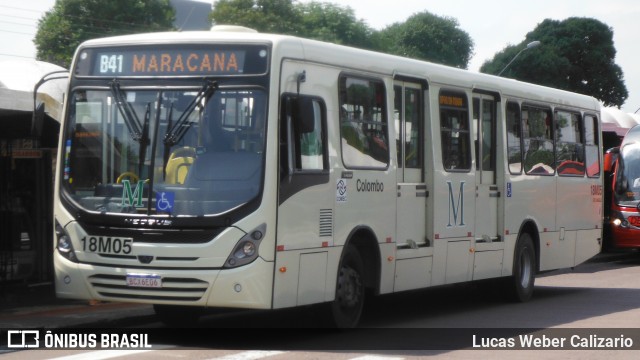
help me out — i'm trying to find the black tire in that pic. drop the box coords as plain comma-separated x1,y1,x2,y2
509,232,536,302
330,245,365,328
153,304,201,327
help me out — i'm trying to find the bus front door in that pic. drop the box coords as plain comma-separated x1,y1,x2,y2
394,82,427,249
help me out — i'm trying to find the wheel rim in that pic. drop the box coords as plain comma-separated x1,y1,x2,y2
518,247,532,288
336,265,363,314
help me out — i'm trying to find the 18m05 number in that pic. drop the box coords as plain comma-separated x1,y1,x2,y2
81,236,133,255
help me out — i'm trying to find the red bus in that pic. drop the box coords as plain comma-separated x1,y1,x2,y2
604,124,640,248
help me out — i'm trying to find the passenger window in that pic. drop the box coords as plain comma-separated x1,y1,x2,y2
585,114,600,178
506,101,522,174
297,98,326,170
556,110,585,176
522,105,554,175
339,76,389,169
439,91,470,171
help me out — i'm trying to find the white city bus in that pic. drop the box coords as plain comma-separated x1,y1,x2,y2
53,27,603,327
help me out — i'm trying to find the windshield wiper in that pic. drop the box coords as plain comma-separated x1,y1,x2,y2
138,103,151,175
162,103,175,180
109,80,144,142
163,78,218,147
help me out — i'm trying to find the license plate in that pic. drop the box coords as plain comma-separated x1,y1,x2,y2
126,273,162,288
81,236,133,255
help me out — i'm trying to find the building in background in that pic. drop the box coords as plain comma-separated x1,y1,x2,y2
0,60,66,284
601,106,640,151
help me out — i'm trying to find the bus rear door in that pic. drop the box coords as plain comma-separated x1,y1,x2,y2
473,95,499,243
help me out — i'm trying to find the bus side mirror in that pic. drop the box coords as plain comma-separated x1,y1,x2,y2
603,147,619,172
32,102,46,138
294,97,315,134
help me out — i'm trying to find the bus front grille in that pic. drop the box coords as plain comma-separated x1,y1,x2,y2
88,274,209,302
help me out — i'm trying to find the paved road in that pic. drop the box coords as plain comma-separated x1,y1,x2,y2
2,251,640,359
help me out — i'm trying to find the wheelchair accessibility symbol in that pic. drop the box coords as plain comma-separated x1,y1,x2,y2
156,191,175,213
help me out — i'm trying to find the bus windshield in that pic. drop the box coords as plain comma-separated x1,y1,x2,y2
61,85,266,217
616,143,640,207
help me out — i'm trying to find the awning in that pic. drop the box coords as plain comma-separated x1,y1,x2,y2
0,60,68,122
601,106,640,137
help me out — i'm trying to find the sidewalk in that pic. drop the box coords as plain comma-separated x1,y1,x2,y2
0,281,154,328
1,281,72,312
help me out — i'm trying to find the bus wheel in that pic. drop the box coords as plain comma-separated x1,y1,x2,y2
330,245,365,328
509,233,536,302
153,304,201,327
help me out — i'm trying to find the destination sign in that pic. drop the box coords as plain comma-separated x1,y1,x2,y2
439,94,466,108
75,45,269,77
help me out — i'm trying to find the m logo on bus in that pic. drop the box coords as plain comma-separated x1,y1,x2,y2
447,181,465,227
122,180,144,208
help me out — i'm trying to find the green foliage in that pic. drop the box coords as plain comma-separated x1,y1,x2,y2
340,123,365,152
210,0,372,48
524,149,554,173
480,17,628,107
210,1,473,68
374,12,474,69
527,110,548,139
210,0,302,35
34,0,176,68
297,2,373,48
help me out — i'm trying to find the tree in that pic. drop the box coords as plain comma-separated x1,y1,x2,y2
210,3,473,68
480,17,627,107
209,0,372,48
374,11,474,69
34,0,175,68
209,0,302,35
297,2,373,49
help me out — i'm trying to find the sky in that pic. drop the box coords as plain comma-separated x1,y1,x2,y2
1,0,639,113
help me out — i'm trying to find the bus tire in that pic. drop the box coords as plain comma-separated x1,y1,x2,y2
330,244,365,328
153,304,201,327
509,232,536,302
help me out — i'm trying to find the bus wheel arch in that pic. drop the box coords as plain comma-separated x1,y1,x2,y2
329,227,380,328
517,221,540,273
345,227,381,295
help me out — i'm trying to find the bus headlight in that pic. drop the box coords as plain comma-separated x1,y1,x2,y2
55,221,78,263
240,241,256,257
610,211,628,228
224,224,265,269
